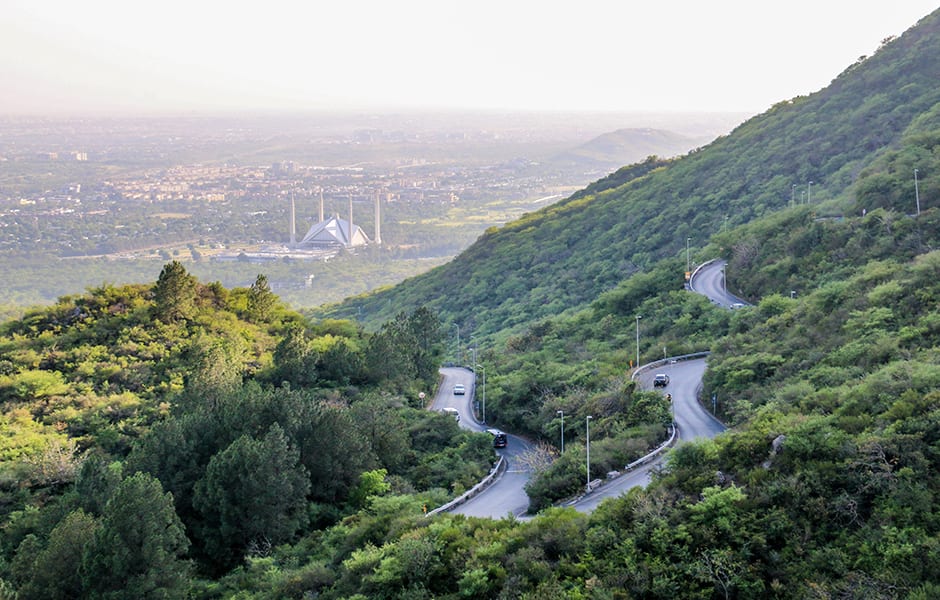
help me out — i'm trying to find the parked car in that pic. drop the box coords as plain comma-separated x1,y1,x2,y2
453,384,465,395
653,373,670,387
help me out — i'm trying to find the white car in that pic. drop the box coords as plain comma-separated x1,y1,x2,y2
453,384,465,395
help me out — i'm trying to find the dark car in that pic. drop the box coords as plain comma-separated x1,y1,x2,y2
653,373,670,387
487,429,508,448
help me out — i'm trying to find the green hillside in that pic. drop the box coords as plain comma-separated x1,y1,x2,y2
318,9,940,343
1,7,940,598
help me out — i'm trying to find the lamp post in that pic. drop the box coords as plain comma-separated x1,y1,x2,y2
480,366,486,424
791,184,797,207
453,323,460,365
686,237,692,273
557,410,565,453
915,169,921,216
808,181,813,204
635,315,642,370
586,415,592,492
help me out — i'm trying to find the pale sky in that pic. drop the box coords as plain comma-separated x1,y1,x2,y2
1,1,937,116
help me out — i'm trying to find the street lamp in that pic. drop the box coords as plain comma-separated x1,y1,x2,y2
557,410,565,453
808,181,813,204
586,415,592,492
915,169,921,216
453,323,460,365
635,315,642,370
482,367,486,424
791,184,797,207
686,237,691,273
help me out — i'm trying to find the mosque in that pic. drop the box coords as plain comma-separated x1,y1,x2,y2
290,189,381,250
212,190,382,264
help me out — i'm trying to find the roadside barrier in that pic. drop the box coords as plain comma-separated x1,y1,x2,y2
631,351,711,381
425,456,506,517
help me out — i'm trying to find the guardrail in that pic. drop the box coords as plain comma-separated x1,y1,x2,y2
564,421,678,506
631,351,711,381
625,422,677,470
425,455,506,517
687,258,719,294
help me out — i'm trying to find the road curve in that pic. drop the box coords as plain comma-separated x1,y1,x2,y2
435,367,535,518
571,358,723,511
435,259,736,517
689,259,750,308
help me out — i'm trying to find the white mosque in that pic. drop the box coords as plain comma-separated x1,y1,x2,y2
290,189,382,250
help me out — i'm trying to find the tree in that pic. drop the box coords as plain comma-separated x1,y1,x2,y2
271,324,317,386
185,332,247,405
81,472,191,599
74,453,123,516
192,424,310,573
15,510,98,600
152,261,198,323
246,273,277,323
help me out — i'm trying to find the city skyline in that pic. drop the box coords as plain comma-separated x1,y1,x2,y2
1,1,937,116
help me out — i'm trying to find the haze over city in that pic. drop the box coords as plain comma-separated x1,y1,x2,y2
2,1,937,115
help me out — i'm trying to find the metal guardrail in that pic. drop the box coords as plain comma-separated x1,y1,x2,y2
425,455,506,517
564,421,678,506
687,258,719,294
631,351,711,381
624,422,677,471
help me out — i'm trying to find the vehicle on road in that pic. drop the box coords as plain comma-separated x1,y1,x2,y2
441,407,460,421
487,428,508,448
653,373,670,387
730,302,745,309
453,384,465,395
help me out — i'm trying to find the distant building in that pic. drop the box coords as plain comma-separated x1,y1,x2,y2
290,191,381,250
297,216,370,249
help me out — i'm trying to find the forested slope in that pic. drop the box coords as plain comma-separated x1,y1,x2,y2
320,9,940,341
2,7,940,599
0,262,497,594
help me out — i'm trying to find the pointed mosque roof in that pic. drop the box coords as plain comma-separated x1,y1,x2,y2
299,216,370,248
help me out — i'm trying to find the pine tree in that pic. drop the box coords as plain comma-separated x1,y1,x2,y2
153,261,198,323
81,472,191,599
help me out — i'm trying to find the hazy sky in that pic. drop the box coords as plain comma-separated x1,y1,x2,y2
1,1,937,116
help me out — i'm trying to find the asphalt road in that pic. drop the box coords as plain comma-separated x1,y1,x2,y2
435,367,535,518
689,259,750,308
432,259,736,517
571,358,723,511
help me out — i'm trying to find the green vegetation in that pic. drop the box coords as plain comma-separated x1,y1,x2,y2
319,10,940,337
0,261,497,594
1,8,940,598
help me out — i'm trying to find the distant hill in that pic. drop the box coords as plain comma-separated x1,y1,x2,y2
318,10,940,344
549,127,706,169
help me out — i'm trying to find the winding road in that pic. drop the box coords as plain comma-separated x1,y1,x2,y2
433,367,536,518
689,259,750,308
432,259,734,517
